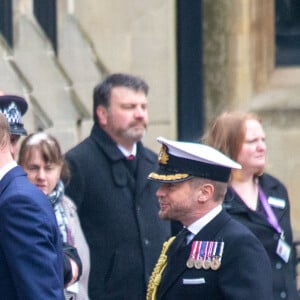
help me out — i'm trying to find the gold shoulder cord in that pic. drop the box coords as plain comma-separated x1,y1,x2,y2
146,236,176,300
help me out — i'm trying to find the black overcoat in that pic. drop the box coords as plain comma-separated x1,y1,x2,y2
65,124,170,300
224,173,299,300
156,209,273,300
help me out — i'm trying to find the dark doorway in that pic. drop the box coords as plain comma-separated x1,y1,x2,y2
0,0,13,48
34,0,57,54
176,0,204,142
275,0,300,65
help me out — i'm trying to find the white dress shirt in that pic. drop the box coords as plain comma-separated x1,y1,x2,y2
118,143,137,158
185,204,222,244
0,161,17,180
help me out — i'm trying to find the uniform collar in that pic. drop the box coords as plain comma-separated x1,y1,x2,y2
0,161,17,180
187,204,222,236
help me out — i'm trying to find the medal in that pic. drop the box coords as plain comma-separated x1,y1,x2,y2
186,258,195,268
211,241,224,270
186,241,199,268
194,257,203,269
211,257,221,270
202,259,211,269
195,241,204,269
203,241,214,269
201,241,210,269
190,240,225,271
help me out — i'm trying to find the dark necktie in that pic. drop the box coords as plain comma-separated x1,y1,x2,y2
168,227,190,257
124,155,137,177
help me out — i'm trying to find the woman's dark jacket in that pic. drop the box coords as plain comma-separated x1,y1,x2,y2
224,173,299,300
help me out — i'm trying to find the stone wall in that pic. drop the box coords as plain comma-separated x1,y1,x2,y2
3,1,300,236
203,0,300,236
73,0,177,153
203,0,274,123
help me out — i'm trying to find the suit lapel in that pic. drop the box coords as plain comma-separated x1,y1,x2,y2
157,210,231,298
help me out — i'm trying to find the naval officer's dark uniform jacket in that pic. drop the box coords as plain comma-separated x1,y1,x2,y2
224,173,299,300
155,209,273,300
65,124,170,300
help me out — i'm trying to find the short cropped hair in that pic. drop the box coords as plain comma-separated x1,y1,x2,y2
189,177,227,203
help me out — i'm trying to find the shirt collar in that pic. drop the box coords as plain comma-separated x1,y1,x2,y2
0,161,17,180
187,204,222,236
118,143,137,158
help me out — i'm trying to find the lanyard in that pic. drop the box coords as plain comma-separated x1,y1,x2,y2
258,186,283,235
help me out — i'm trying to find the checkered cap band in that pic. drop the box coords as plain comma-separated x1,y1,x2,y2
0,102,22,124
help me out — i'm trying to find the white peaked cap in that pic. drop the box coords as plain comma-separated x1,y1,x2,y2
157,137,241,169
148,137,241,183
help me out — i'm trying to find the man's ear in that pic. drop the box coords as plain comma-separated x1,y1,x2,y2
197,183,214,203
96,106,108,126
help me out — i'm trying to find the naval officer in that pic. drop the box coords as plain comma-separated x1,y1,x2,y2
147,137,273,300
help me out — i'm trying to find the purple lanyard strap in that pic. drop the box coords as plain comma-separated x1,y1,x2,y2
258,186,282,235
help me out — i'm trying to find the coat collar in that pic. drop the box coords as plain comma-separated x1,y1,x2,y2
90,123,158,198
258,173,280,191
90,123,156,164
223,174,287,227
90,123,124,161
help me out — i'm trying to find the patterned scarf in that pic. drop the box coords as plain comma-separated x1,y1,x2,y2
48,180,73,245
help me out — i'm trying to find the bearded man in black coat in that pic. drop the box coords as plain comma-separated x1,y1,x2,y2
65,73,170,300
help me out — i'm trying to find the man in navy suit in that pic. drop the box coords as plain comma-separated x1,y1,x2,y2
0,112,64,299
0,91,82,288
147,137,273,300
